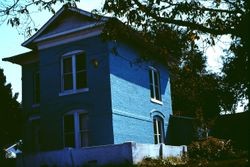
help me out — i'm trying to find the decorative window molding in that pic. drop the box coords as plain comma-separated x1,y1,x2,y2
149,67,162,104
63,110,88,148
153,116,164,144
60,50,88,96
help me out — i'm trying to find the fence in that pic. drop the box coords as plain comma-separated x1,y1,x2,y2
17,142,187,166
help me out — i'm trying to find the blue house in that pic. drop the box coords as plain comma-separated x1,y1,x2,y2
3,6,173,153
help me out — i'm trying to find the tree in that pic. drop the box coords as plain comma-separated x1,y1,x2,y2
102,0,248,36
172,50,221,118
101,0,249,114
0,68,22,149
0,0,79,35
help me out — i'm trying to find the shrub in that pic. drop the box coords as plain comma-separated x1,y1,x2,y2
138,156,187,167
188,137,236,161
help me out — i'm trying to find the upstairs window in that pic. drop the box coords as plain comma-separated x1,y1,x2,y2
153,116,164,144
149,67,162,102
61,51,87,94
33,71,40,104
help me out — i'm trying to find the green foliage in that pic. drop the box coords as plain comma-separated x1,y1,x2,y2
138,156,187,167
0,68,22,148
171,49,222,120
222,40,249,112
188,137,238,161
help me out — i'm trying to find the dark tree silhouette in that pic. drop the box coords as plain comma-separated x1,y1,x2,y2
0,68,22,149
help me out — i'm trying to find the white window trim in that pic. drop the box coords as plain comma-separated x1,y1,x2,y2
63,110,88,148
60,50,88,96
59,88,89,96
149,66,162,104
150,98,163,105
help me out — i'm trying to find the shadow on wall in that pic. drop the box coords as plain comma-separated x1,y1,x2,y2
109,42,169,93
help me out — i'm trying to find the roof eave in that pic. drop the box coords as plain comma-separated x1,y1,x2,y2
2,51,37,65
21,6,66,48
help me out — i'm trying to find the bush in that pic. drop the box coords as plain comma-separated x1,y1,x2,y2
188,137,236,161
138,156,187,167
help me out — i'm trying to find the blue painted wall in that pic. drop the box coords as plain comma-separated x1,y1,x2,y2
22,62,40,152
36,36,114,150
108,41,173,144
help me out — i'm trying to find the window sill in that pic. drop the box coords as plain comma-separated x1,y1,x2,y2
150,99,163,105
59,88,89,96
32,103,40,108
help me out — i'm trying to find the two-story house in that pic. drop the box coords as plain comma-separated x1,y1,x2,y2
3,6,173,153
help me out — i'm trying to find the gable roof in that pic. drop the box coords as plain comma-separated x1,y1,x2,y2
22,5,110,49
4,6,173,68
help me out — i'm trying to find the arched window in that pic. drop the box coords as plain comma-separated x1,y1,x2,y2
63,110,88,148
153,116,164,144
61,50,88,95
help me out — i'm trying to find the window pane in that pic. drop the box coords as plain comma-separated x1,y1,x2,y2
76,54,86,71
79,114,88,147
63,57,72,73
64,133,75,148
150,85,154,99
64,115,74,133
149,70,153,84
63,57,73,91
149,69,154,99
154,71,159,86
79,114,88,131
64,74,73,90
80,132,88,147
76,71,87,89
153,119,158,144
157,120,163,143
64,115,75,147
155,86,160,100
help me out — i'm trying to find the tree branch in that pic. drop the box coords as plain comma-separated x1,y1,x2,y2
133,0,237,35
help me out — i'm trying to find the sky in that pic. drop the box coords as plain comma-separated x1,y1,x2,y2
0,0,234,109
0,0,105,102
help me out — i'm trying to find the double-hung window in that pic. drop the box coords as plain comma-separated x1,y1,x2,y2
61,51,87,95
153,116,164,144
149,67,162,103
63,111,88,148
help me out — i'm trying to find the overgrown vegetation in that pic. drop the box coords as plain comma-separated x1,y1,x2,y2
188,137,248,161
